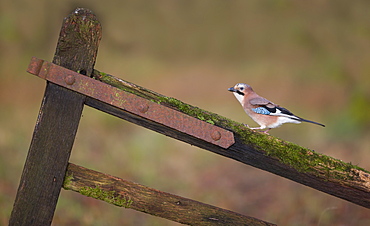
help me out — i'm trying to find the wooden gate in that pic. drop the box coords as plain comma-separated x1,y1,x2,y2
9,8,370,226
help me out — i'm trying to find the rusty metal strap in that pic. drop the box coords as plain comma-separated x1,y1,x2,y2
27,57,235,148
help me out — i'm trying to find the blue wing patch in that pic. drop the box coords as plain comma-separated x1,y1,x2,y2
252,107,271,115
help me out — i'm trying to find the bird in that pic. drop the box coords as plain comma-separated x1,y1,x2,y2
228,83,325,134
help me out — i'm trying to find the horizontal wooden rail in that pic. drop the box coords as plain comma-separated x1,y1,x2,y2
89,70,370,209
64,163,275,225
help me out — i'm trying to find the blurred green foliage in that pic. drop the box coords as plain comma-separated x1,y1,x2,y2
1,0,369,225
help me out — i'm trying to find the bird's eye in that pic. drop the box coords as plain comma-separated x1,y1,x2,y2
239,87,244,91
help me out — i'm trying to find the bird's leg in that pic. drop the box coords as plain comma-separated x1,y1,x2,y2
248,126,271,134
261,128,271,134
248,126,265,130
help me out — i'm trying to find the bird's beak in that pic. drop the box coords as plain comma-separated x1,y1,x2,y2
228,87,236,92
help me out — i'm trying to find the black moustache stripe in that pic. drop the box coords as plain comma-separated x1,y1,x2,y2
236,90,244,96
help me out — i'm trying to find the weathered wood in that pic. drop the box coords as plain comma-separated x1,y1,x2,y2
64,163,275,226
9,8,101,225
89,70,370,209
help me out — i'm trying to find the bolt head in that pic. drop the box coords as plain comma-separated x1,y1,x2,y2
138,104,149,113
211,131,221,141
65,75,75,85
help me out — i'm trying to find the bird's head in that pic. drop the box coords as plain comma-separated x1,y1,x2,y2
228,83,253,104
228,83,253,95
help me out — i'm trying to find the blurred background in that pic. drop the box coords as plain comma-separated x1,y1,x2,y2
1,0,370,225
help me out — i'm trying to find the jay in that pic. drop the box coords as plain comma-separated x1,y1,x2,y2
228,83,325,134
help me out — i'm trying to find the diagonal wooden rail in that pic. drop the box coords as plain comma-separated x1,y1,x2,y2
90,69,370,209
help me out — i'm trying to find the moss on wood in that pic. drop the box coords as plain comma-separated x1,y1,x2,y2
63,163,275,225
79,186,133,208
63,172,74,188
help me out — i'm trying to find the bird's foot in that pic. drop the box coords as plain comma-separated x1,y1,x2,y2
261,128,271,134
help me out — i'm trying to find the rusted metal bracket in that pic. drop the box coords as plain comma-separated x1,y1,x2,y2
27,57,235,149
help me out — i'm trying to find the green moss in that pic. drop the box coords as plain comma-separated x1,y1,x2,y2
78,21,92,34
92,70,163,103
206,119,215,125
80,186,133,208
92,69,223,126
99,71,107,76
157,96,221,124
241,132,367,180
63,172,74,188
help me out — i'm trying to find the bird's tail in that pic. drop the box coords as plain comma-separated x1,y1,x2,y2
299,118,325,127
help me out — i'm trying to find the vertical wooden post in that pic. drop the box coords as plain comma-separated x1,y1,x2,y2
10,8,101,225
